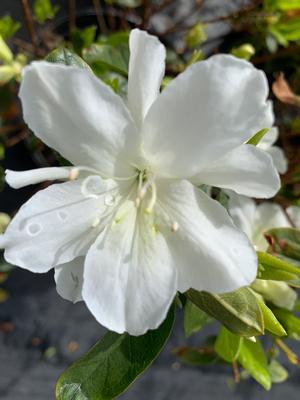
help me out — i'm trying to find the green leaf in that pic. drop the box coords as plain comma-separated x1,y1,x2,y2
0,16,21,40
253,293,286,336
46,48,91,70
214,327,242,362
257,251,300,276
246,128,269,146
186,288,264,337
266,228,300,262
56,305,175,400
264,0,300,10
183,299,212,337
174,347,218,366
33,0,60,24
70,26,97,55
185,23,207,48
268,359,289,383
83,43,129,77
238,339,271,390
272,308,300,338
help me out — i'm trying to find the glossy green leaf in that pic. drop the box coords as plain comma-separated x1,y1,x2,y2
268,359,289,383
33,0,60,24
83,43,129,77
257,251,300,275
71,26,97,54
246,128,269,146
257,263,298,281
46,48,91,70
253,293,286,336
0,16,21,40
56,305,175,400
272,308,300,338
183,299,212,337
214,327,242,362
238,339,271,390
264,0,300,10
186,288,264,337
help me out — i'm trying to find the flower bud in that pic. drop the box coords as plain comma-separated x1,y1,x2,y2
0,35,13,63
252,279,297,311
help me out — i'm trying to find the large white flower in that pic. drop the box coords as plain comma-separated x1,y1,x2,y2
227,192,296,310
0,29,280,335
258,126,288,174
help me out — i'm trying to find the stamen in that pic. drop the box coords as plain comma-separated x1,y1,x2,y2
69,168,79,181
145,181,157,214
171,221,179,232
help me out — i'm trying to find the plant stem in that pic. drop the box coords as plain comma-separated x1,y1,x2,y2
20,0,39,56
92,0,108,34
68,0,76,34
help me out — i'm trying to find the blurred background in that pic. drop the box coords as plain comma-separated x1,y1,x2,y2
1,1,300,399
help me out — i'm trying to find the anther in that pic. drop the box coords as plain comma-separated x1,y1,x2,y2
171,221,179,232
69,168,79,181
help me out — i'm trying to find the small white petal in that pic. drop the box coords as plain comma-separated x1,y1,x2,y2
128,29,166,126
82,200,177,335
192,144,280,198
19,61,139,178
252,202,290,251
266,146,288,174
5,167,72,189
142,54,273,178
156,179,257,293
286,206,300,228
1,178,120,272
54,257,84,303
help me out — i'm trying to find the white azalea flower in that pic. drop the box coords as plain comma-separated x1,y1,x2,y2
227,191,290,252
227,192,296,310
258,126,288,174
0,29,280,335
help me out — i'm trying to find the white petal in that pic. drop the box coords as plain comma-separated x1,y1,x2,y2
19,61,139,178
54,257,84,303
156,179,257,293
286,206,300,228
128,29,166,127
1,178,120,272
192,144,280,198
258,126,279,150
253,202,290,251
267,146,288,174
142,54,273,178
5,167,73,189
226,190,257,239
82,200,177,335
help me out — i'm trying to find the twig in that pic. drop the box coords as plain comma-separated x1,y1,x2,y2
92,0,108,34
20,0,39,56
141,0,151,29
149,0,173,16
0,124,25,136
68,0,76,34
232,361,240,384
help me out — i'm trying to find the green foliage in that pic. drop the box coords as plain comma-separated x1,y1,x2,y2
238,339,272,390
33,0,60,24
246,128,269,146
265,228,300,262
183,299,212,337
71,26,97,55
186,288,264,337
46,48,91,70
56,305,175,400
214,327,242,362
272,308,300,338
83,43,129,77
0,16,20,40
231,43,255,60
253,293,286,336
264,0,300,11
257,251,300,280
268,359,289,383
175,347,218,366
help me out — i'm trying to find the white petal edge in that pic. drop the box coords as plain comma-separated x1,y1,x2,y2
128,29,166,127
1,178,120,272
142,54,273,178
267,146,288,174
19,61,139,178
54,257,84,303
156,179,258,293
5,167,73,189
286,205,300,228
258,126,279,150
192,144,280,198
82,200,177,335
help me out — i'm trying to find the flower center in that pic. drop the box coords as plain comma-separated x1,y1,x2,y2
134,169,157,214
